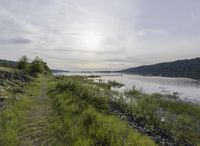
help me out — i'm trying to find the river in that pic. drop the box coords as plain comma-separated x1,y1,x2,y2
56,72,200,103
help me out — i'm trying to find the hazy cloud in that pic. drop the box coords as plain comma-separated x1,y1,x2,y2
0,38,31,45
0,0,200,70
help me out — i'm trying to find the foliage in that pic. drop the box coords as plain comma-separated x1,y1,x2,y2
114,88,200,145
107,80,124,88
48,76,156,146
0,78,41,146
16,56,29,73
16,56,51,76
29,57,49,76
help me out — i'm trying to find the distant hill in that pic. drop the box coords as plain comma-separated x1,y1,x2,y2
51,69,69,73
119,58,200,79
0,59,16,67
94,71,112,73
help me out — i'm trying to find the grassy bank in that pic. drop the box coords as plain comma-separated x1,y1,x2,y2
48,76,156,146
1,73,199,145
0,74,157,146
113,87,200,145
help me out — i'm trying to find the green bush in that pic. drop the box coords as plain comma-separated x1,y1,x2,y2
16,56,29,72
56,79,109,111
16,56,51,77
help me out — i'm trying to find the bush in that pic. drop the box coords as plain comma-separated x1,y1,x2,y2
29,57,44,76
16,56,51,76
16,56,29,73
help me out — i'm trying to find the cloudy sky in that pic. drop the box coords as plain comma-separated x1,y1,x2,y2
0,0,200,70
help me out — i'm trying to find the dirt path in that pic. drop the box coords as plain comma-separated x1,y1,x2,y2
19,80,55,146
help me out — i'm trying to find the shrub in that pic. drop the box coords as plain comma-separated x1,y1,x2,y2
17,56,51,77
49,77,156,146
16,56,29,73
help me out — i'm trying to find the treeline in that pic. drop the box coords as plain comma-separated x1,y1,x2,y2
120,58,200,79
16,56,51,76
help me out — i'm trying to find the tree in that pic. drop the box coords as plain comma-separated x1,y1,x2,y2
17,55,51,76
16,55,29,72
29,56,51,76
29,57,44,76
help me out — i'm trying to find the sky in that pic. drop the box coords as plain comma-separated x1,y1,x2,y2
0,0,200,71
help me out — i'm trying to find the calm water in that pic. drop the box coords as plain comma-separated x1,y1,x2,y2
56,72,200,103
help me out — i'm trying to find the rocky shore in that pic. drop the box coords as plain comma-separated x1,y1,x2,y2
0,70,32,82
0,69,32,110
109,101,194,146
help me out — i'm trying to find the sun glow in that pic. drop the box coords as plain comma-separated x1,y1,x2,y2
81,30,102,51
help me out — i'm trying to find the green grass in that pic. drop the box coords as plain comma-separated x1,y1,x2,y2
0,75,158,146
1,74,199,145
48,76,156,146
0,78,43,146
0,67,16,72
107,80,124,88
114,88,200,145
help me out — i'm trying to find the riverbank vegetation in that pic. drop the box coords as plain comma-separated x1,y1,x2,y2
107,80,124,88
0,57,156,146
1,56,199,145
113,87,200,145
48,76,156,146
48,76,200,145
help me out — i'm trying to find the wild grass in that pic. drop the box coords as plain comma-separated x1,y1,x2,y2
0,67,20,75
107,80,124,88
0,78,42,146
48,76,156,146
114,87,200,145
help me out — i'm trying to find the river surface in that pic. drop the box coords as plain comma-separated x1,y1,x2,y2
56,72,200,103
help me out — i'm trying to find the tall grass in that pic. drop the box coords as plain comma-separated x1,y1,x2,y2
48,76,156,146
0,78,42,146
114,87,200,145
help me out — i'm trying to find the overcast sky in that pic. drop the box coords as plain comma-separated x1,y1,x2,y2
0,0,200,70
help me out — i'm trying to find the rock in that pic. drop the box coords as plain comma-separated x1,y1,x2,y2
0,96,8,107
159,141,166,146
0,96,8,99
165,142,173,146
109,101,185,146
146,129,151,135
15,96,20,100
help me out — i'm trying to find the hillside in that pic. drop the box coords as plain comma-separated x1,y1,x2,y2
120,58,200,79
51,69,69,73
0,59,16,67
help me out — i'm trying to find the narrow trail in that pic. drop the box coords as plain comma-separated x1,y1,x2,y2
19,80,55,146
